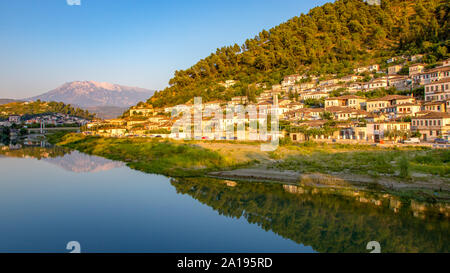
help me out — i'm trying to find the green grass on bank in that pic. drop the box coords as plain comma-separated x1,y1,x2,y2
54,133,449,182
56,133,236,177
273,146,450,180
46,131,78,144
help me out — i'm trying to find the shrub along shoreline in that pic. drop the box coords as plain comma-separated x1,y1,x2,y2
51,133,450,198
52,133,248,177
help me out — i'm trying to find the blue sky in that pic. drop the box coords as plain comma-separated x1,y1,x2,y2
0,0,330,98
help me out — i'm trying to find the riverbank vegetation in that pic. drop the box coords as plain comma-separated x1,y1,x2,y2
274,148,449,181
55,133,239,177
0,100,94,120
0,126,10,143
199,140,449,182
270,142,449,181
54,134,449,187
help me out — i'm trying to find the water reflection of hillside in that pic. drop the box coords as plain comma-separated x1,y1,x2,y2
171,178,449,253
0,146,123,173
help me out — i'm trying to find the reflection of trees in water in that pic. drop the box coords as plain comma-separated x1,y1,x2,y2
171,178,449,253
0,146,69,159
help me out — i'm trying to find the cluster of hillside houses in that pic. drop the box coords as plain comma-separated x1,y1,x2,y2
85,57,450,144
1,113,90,128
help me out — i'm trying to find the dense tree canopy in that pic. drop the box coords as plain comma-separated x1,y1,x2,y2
148,0,449,108
0,100,95,120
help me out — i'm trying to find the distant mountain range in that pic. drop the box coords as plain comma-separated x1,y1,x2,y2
26,81,155,118
83,106,129,119
0,99,23,105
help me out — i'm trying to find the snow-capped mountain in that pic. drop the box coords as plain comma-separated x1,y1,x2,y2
28,81,155,108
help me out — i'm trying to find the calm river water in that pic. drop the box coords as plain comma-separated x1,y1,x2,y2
0,146,448,253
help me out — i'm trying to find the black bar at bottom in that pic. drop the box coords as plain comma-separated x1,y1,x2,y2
0,253,445,271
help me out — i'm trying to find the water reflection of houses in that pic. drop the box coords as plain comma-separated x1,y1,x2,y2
282,184,449,219
171,177,449,253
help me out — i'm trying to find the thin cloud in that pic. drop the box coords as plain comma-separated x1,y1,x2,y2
67,0,81,6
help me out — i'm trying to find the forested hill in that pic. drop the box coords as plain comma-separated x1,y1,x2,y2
148,0,449,108
0,101,95,120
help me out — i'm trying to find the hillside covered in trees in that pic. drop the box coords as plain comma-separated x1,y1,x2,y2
148,0,449,107
0,100,95,120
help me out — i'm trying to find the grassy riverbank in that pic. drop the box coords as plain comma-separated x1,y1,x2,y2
53,133,241,177
53,133,449,192
197,140,449,184
271,142,449,180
